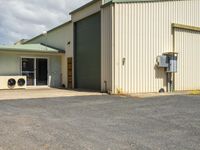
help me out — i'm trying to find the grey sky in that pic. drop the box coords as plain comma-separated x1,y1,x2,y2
0,0,90,45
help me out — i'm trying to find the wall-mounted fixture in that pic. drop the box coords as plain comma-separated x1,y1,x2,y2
156,55,168,68
156,52,178,92
42,31,48,50
162,52,178,73
122,58,126,66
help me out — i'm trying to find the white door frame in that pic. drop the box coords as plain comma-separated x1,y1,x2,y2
21,57,49,87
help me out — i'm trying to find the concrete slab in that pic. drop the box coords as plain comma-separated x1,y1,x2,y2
0,88,103,100
129,91,190,98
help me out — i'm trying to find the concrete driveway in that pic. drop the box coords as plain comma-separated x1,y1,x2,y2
0,88,102,100
0,95,200,150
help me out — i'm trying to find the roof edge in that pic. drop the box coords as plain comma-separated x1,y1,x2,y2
40,43,65,53
0,48,61,54
70,0,100,15
0,44,65,54
105,0,182,4
101,1,113,8
101,0,173,8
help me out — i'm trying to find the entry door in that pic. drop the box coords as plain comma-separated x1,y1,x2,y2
36,59,48,86
22,58,48,86
22,58,35,86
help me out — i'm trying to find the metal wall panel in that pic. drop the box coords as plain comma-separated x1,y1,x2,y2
114,0,200,93
175,29,200,90
101,5,113,92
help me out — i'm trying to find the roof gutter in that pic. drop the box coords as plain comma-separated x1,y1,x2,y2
0,48,63,54
40,43,65,53
101,1,113,8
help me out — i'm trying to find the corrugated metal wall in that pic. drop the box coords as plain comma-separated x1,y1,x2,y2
113,0,200,93
101,5,113,92
175,28,200,90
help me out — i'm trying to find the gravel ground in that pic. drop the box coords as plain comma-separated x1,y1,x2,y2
0,95,200,150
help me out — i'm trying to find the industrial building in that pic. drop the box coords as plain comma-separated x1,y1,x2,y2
0,0,200,94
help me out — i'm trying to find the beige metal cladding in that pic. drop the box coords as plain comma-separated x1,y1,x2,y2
175,28,200,91
101,4,113,92
62,23,73,88
113,0,200,93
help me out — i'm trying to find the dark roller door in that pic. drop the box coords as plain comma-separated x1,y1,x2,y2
74,13,101,90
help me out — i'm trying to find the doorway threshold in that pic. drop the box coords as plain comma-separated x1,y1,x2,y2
26,86,50,89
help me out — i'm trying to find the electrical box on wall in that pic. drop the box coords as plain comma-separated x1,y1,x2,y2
156,55,168,68
167,56,178,73
157,52,178,73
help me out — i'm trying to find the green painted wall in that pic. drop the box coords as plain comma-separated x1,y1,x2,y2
49,56,62,87
0,53,61,87
0,54,21,75
26,23,72,51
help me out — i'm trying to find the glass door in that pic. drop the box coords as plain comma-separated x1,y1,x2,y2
22,58,35,86
36,58,48,86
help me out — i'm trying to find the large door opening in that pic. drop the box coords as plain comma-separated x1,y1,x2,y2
175,28,200,90
21,58,48,86
74,12,101,91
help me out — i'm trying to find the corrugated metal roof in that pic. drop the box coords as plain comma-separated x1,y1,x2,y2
0,44,65,53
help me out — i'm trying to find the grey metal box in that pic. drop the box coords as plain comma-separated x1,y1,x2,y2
156,55,168,68
167,56,177,73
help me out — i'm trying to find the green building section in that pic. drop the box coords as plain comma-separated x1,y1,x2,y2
74,13,101,90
